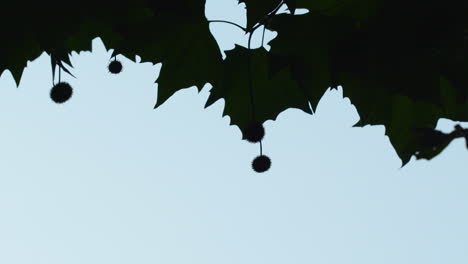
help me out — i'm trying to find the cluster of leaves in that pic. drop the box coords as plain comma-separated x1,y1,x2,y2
245,0,468,165
1,0,467,165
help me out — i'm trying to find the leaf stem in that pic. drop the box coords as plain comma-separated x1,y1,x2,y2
261,25,267,48
247,32,256,121
208,20,246,32
51,67,54,86
245,0,285,118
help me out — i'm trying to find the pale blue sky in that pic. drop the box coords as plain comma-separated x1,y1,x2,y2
0,1,467,263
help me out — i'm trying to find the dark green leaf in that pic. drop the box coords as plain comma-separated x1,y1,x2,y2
206,45,311,138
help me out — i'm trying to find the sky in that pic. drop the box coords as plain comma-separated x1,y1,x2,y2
0,1,467,263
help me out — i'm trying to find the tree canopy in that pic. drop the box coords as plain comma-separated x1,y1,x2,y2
2,0,468,169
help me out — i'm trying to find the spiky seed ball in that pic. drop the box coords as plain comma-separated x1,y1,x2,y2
244,121,265,143
252,155,271,173
108,60,122,74
50,82,73,103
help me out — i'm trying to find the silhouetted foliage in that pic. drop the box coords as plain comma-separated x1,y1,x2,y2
1,0,467,169
414,125,468,160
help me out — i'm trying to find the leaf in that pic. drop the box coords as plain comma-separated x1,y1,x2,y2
205,45,311,138
1,29,42,86
283,0,297,14
265,3,468,164
266,13,342,111
412,127,452,160
153,20,223,108
238,0,282,29
295,0,380,21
